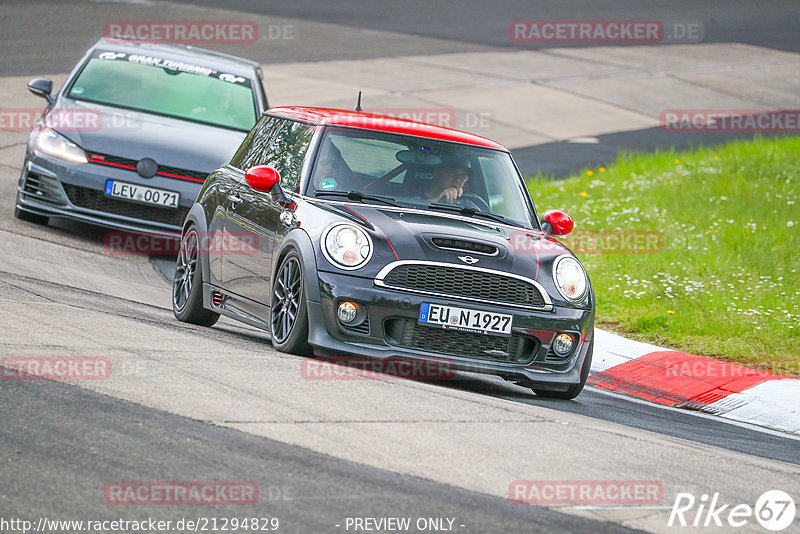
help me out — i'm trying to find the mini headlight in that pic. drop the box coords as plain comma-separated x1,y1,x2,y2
34,128,87,164
322,223,373,270
553,255,588,301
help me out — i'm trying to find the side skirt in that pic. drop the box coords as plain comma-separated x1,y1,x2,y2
202,283,270,331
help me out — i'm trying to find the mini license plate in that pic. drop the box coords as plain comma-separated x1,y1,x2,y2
104,180,179,208
418,303,512,336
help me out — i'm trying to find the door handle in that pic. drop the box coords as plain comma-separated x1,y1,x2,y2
228,192,243,208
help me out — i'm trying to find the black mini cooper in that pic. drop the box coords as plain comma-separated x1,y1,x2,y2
173,106,595,399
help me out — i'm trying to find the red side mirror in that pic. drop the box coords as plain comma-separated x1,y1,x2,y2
245,165,280,192
541,210,573,236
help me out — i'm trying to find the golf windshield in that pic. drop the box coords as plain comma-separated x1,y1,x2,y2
68,57,257,131
308,127,536,228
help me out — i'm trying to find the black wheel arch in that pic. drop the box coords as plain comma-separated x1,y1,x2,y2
182,204,209,284
271,228,321,303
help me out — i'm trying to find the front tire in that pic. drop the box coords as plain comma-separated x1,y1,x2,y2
531,343,593,400
173,226,219,327
270,250,312,356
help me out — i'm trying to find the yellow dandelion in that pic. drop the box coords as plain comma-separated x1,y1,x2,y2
674,159,680,164
667,310,675,315
713,156,719,161
586,170,594,176
599,167,606,173
579,191,588,198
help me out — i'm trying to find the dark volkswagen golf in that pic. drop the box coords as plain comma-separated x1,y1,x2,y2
173,107,595,398
15,38,267,234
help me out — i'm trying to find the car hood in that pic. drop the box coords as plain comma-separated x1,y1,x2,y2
314,202,573,282
50,98,247,172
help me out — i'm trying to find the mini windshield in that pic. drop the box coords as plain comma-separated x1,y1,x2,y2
307,127,536,228
68,57,257,131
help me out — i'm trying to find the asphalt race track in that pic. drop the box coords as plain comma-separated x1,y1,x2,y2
1,2,799,534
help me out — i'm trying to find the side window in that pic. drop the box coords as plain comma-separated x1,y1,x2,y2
258,120,315,192
229,115,284,170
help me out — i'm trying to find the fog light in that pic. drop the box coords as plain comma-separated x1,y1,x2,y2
553,333,575,356
338,301,358,324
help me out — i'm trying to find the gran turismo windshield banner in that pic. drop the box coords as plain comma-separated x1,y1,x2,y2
93,50,251,87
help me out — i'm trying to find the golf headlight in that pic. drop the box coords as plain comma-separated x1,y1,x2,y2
322,224,373,270
34,128,87,164
553,255,588,301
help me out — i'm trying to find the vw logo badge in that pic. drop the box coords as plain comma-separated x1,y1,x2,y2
136,158,158,178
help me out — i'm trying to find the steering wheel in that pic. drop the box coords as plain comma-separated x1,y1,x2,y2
457,193,491,212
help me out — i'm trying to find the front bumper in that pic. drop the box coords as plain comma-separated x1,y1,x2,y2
306,270,594,384
16,151,202,235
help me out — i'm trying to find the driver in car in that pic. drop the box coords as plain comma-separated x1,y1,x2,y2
423,154,476,206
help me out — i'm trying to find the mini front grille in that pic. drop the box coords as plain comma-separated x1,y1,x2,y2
63,184,188,227
380,263,547,308
88,152,207,181
431,237,498,255
386,318,536,364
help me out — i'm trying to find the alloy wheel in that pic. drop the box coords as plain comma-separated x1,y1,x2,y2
173,229,198,311
271,257,302,343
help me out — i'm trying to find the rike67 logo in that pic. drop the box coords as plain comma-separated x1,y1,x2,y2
669,490,796,531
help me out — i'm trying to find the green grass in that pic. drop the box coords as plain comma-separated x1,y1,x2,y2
527,136,800,376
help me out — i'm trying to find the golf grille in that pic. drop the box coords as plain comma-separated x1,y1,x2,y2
63,184,188,227
88,152,208,182
381,263,546,307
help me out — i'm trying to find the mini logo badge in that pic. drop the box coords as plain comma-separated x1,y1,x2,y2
458,255,479,265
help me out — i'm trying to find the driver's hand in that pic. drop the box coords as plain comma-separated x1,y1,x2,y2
441,186,463,203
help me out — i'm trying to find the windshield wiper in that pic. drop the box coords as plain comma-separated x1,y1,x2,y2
427,203,524,228
314,190,400,207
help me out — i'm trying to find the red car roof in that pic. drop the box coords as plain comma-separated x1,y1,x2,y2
266,106,508,151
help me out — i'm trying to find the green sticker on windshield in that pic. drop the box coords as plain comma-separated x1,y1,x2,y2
320,178,337,190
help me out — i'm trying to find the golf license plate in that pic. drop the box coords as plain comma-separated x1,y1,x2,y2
104,180,179,208
418,303,512,336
